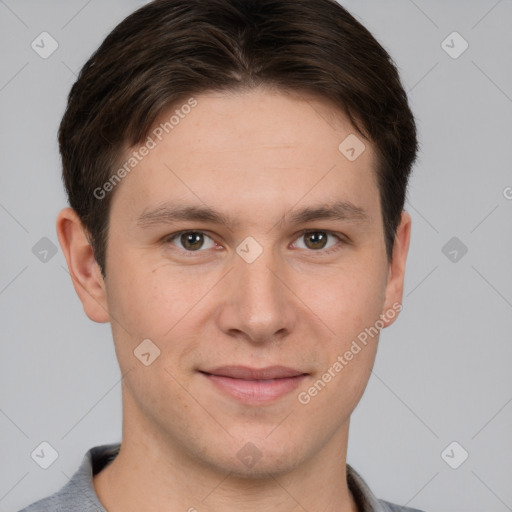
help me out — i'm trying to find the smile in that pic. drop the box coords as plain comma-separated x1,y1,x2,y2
199,366,309,404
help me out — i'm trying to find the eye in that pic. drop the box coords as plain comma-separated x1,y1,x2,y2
166,231,217,252
292,230,342,253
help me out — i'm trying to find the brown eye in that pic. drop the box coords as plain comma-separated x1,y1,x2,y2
167,231,216,252
293,230,342,253
303,231,328,250
180,232,204,250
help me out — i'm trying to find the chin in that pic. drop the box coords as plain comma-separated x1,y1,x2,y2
197,436,307,480
220,453,302,480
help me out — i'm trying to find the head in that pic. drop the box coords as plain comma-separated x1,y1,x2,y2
57,0,417,477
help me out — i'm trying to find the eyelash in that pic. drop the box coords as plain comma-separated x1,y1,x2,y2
162,229,347,257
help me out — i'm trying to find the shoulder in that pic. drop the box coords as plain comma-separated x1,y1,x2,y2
17,443,120,512
18,490,77,512
378,499,427,512
17,478,105,512
346,463,427,512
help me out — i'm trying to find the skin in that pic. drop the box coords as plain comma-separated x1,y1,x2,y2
57,86,411,512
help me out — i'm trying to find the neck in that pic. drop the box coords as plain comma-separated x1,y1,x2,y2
93,399,358,512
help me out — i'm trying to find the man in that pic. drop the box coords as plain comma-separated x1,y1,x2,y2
20,0,423,510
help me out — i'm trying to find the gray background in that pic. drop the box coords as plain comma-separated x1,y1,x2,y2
1,1,511,511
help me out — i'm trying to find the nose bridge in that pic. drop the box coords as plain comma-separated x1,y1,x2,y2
218,240,296,342
237,249,281,307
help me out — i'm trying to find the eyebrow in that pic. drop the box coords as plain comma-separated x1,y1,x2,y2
136,200,370,230
284,201,370,226
136,204,238,230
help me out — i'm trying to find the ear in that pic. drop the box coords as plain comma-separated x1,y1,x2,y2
56,207,110,323
381,210,411,327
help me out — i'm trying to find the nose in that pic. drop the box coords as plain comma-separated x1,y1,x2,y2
214,245,298,344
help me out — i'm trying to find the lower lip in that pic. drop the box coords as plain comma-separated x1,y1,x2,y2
201,373,308,404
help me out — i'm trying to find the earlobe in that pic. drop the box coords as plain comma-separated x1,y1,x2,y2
381,210,411,328
56,207,110,323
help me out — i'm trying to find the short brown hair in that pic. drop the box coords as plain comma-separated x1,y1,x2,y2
59,0,417,276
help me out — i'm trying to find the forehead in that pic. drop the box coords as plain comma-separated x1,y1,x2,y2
109,87,380,226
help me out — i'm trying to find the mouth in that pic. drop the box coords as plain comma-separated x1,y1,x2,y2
199,365,309,404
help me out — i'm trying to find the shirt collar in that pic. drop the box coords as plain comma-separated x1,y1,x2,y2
347,463,394,512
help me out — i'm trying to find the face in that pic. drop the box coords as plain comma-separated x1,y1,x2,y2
76,87,409,476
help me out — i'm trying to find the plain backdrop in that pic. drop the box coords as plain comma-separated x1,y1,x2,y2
1,1,511,511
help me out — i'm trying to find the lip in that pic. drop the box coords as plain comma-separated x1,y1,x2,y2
199,365,308,404
202,365,306,380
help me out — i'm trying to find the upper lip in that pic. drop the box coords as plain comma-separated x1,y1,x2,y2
200,365,307,380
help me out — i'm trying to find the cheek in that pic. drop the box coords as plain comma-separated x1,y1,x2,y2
105,257,230,377
104,261,208,404
297,269,383,417
303,257,388,339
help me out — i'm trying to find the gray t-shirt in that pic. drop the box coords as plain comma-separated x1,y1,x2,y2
18,443,426,512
